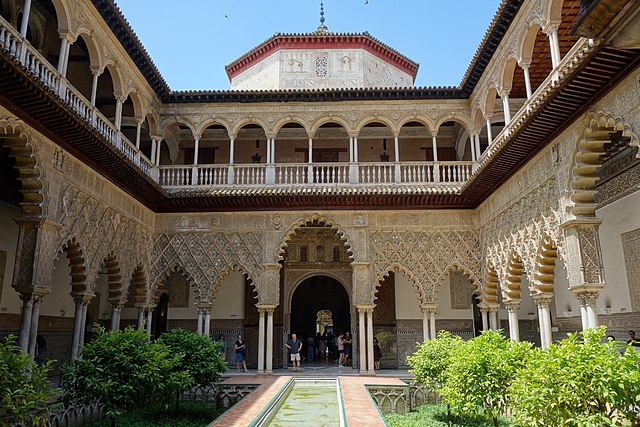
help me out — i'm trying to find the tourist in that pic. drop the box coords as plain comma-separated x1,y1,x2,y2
34,335,47,366
306,334,315,362
217,334,228,363
286,333,303,372
627,330,640,348
235,333,248,373
373,337,382,370
337,332,345,366
343,332,352,364
318,335,327,361
327,332,336,361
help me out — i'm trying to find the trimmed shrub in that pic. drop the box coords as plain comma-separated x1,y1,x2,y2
0,336,55,426
510,326,640,426
407,330,463,392
62,326,191,426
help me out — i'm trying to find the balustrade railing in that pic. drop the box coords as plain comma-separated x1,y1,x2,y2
158,161,475,189
0,16,155,182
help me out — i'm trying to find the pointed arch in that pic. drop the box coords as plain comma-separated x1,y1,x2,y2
102,252,124,304
436,262,482,294
373,263,423,305
58,238,88,298
569,111,639,216
484,263,500,305
208,262,257,304
504,252,524,302
127,263,149,307
533,235,558,297
151,263,195,303
0,116,46,217
276,214,354,262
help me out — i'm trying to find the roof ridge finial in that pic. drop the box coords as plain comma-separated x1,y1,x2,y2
317,1,328,33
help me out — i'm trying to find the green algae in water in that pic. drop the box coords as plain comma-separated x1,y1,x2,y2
268,382,341,427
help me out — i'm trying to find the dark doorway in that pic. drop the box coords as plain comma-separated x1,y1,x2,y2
153,293,169,339
290,276,350,340
472,294,483,336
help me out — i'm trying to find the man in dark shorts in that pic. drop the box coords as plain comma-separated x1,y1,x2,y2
285,333,303,372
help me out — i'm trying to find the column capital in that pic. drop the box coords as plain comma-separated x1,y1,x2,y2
498,89,510,98
573,288,601,306
503,301,520,311
420,303,437,313
543,20,561,35
532,294,553,308
255,304,278,311
518,60,531,69
355,304,376,311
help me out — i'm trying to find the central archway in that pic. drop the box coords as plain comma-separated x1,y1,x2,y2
290,276,350,337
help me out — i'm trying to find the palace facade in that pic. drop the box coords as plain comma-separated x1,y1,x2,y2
0,0,639,373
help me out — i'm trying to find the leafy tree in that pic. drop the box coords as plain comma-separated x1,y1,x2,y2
440,330,532,427
157,329,227,410
510,326,640,426
408,331,463,391
62,326,191,427
0,336,56,427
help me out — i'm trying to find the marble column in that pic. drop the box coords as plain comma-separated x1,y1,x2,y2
146,308,154,339
257,308,266,373
70,298,85,360
19,0,32,37
429,309,437,341
505,302,520,341
266,308,275,374
137,307,145,329
90,68,101,106
27,296,42,356
366,309,375,374
110,304,122,331
421,306,430,341
521,63,532,99
577,292,600,330
358,308,367,373
535,297,553,348
500,91,511,124
488,307,499,331
18,294,34,352
480,308,489,331
485,117,494,145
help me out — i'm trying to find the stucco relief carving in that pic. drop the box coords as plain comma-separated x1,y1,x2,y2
481,178,562,297
369,230,481,304
152,231,263,303
622,228,640,311
56,184,152,293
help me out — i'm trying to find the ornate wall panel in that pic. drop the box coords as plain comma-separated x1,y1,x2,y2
151,232,263,303
622,228,640,311
369,230,482,304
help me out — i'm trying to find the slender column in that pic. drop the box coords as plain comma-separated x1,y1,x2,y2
485,117,494,145
150,139,157,165
155,139,162,165
70,299,85,360
78,300,89,348
431,135,438,162
110,304,121,330
19,0,33,37
135,120,142,149
546,24,561,69
470,135,477,162
193,138,200,165
114,96,124,131
577,292,599,329
196,309,204,334
266,309,275,373
204,309,211,336
366,309,375,374
56,36,70,75
488,308,499,331
353,137,359,162
421,307,430,341
229,137,235,164
474,134,481,159
535,297,552,348
257,309,266,373
146,308,154,338
18,295,34,352
393,135,399,162
90,68,101,106
505,302,520,341
137,308,145,329
271,138,276,163
500,91,511,124
429,309,437,341
266,137,271,163
358,308,366,372
27,296,42,356
349,137,354,162
480,308,489,331
307,137,313,181
521,64,533,99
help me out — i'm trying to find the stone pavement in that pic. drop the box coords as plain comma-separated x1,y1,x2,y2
211,369,410,426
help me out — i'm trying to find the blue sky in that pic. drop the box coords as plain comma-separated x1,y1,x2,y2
116,1,502,90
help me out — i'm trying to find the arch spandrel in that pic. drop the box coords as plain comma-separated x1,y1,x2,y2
373,263,424,306
433,261,483,302
208,262,259,304
274,214,356,263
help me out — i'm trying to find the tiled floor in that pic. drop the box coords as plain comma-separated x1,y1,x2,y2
211,367,412,426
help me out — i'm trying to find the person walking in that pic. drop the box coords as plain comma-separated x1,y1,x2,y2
337,332,346,366
286,333,303,372
235,333,248,373
306,334,315,363
373,337,382,370
217,334,229,364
